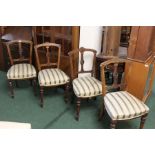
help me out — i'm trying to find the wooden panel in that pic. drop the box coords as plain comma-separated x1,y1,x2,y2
135,27,153,60
102,26,121,56
33,26,72,56
0,27,5,70
150,27,155,54
1,26,32,41
127,26,139,58
0,26,33,71
126,56,154,100
72,26,80,49
0,41,5,70
128,26,154,62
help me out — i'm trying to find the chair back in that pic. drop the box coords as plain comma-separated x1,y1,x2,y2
69,47,97,80
6,40,33,65
34,42,61,71
100,58,132,96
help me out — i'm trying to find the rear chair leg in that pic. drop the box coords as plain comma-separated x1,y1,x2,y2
98,99,105,121
76,97,81,121
40,86,44,107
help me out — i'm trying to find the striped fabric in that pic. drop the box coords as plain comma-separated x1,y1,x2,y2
7,63,36,80
38,68,70,86
73,76,102,98
104,91,149,120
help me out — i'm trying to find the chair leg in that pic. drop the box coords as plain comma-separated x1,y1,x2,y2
139,114,148,129
64,82,70,103
76,97,81,121
32,78,37,96
98,99,105,121
40,86,44,108
110,120,117,129
8,80,14,98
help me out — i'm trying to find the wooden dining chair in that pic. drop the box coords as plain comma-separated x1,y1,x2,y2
34,42,70,107
69,47,102,121
99,58,150,129
6,40,37,98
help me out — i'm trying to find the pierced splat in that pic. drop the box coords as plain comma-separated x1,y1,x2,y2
6,40,33,65
100,58,131,96
34,42,61,71
69,47,97,80
18,41,24,61
46,46,50,65
112,63,119,89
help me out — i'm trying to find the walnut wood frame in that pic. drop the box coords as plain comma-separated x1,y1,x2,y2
69,47,101,121
69,47,97,80
99,58,149,129
34,42,70,107
6,40,36,98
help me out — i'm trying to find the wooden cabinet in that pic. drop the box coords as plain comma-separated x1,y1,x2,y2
0,27,5,70
128,26,154,62
0,27,33,71
32,26,72,56
102,26,122,56
126,56,155,102
126,26,155,101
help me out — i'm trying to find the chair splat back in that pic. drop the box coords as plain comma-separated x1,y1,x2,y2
6,40,33,65
69,47,97,80
100,58,131,96
34,42,61,71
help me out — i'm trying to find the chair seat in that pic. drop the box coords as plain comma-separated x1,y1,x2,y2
38,68,70,86
7,63,36,80
73,76,102,98
104,91,149,120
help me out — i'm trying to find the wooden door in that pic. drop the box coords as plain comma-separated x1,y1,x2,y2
128,26,154,62
102,26,122,56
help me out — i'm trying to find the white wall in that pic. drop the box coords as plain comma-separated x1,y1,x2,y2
79,26,102,55
78,26,102,77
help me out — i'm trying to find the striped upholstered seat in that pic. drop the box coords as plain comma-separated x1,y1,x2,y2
73,76,102,98
104,91,149,120
38,68,70,86
7,63,36,80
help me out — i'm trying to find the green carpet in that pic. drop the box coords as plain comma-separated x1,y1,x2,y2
0,71,155,129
